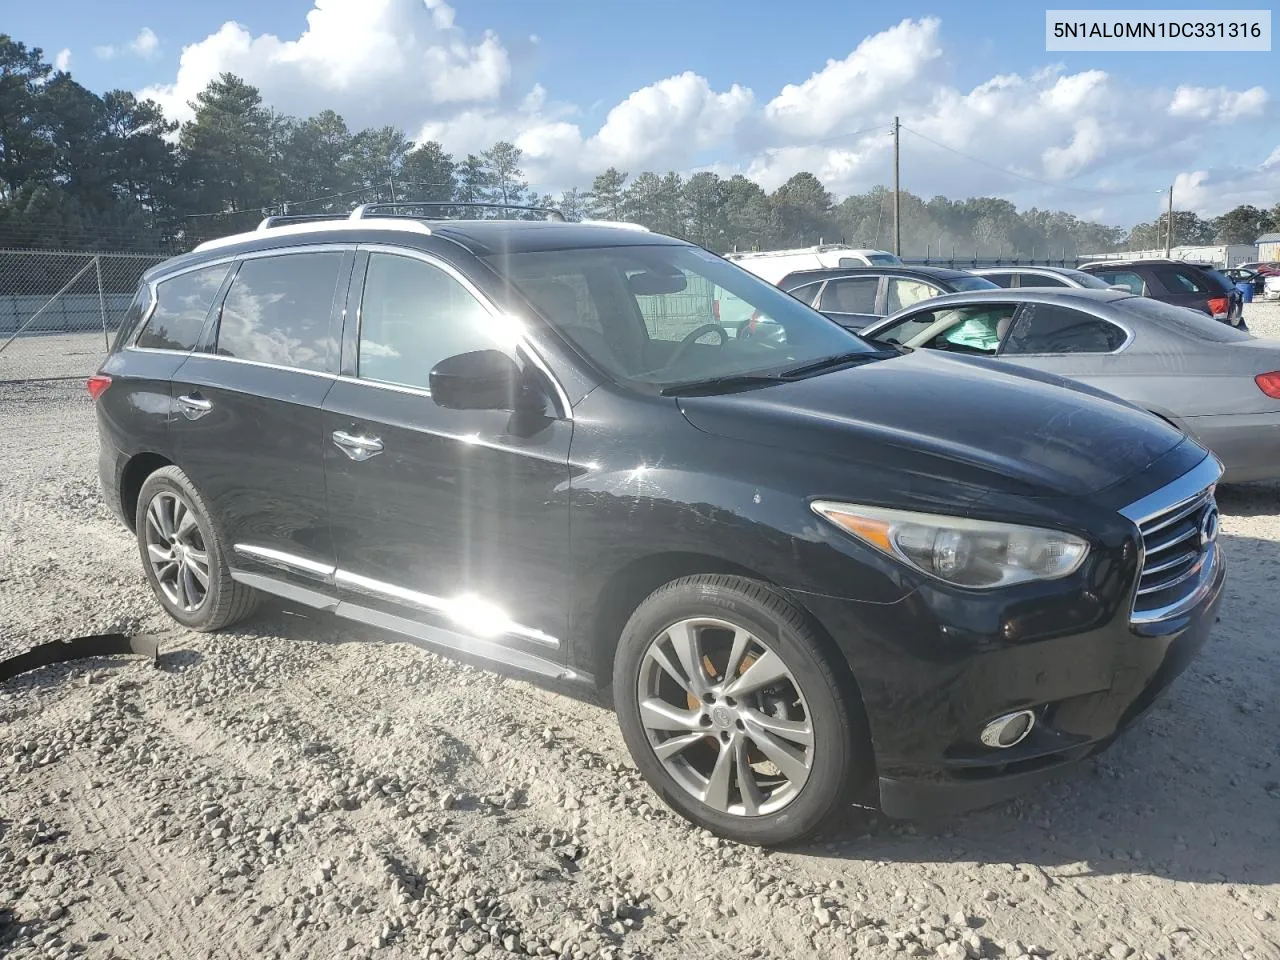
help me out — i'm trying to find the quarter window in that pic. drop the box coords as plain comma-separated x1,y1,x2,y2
357,253,509,392
135,264,230,352
819,277,879,315
1003,303,1126,355
216,253,343,372
789,282,821,306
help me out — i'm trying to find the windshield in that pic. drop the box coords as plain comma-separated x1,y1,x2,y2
948,275,1001,292
1118,296,1253,342
489,244,876,391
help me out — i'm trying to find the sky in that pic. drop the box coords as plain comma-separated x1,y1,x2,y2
9,0,1279,228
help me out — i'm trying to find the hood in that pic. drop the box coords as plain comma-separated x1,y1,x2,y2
677,350,1186,498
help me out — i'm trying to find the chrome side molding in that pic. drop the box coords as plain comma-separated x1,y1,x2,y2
233,545,560,649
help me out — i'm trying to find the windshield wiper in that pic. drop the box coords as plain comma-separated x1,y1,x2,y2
780,350,892,378
659,373,788,396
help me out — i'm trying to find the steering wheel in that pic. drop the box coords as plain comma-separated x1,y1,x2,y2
663,323,728,369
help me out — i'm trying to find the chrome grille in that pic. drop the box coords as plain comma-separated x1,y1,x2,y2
1121,457,1223,626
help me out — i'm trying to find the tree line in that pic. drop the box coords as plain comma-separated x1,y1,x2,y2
2,35,1276,257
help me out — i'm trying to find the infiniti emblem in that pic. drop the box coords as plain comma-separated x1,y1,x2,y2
1198,507,1219,549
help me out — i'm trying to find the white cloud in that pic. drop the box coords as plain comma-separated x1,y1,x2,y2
131,28,160,59
95,27,161,61
138,6,1275,221
763,17,943,140
54,48,71,72
1168,84,1268,121
139,0,511,127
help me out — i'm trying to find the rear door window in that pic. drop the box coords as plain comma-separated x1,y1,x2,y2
1018,273,1069,288
1093,270,1145,295
215,253,344,372
886,277,942,312
1152,267,1207,294
981,273,1017,288
819,276,879,314
134,264,230,352
1003,303,1127,354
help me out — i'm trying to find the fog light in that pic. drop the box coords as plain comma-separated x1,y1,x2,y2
980,709,1036,748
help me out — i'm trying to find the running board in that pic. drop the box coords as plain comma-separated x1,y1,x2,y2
230,569,589,687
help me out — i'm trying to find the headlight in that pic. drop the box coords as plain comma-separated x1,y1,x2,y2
811,501,1089,588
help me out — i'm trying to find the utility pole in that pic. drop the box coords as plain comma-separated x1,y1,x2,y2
1164,184,1174,257
892,116,902,257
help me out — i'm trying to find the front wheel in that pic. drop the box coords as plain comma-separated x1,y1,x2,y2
613,575,869,846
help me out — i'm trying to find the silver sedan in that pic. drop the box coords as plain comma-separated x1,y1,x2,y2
858,288,1280,482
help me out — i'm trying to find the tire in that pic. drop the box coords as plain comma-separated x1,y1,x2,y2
612,574,869,846
135,465,259,632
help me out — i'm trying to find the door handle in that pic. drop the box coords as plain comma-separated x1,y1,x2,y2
177,393,212,421
332,430,383,462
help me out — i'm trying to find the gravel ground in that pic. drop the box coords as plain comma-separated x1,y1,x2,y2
1,302,1279,960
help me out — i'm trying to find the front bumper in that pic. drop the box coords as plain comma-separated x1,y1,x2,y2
796,462,1226,820
875,548,1223,818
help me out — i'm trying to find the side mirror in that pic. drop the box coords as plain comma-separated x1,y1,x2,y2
429,350,524,411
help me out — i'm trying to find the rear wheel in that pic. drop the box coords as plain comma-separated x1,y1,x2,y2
136,466,259,632
613,574,869,846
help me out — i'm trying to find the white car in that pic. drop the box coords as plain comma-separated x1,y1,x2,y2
1265,274,1280,300
723,244,902,285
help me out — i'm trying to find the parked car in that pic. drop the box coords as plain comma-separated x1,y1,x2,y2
969,266,1117,289
1238,261,1280,276
1078,258,1244,327
93,205,1224,845
724,244,902,285
1265,274,1280,301
860,288,1280,481
1224,267,1267,297
777,265,999,330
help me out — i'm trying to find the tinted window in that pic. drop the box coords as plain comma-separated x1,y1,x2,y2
789,282,821,306
981,273,1017,288
216,254,343,371
1060,270,1111,289
1152,266,1208,294
886,277,941,312
819,277,879,314
135,264,229,351
1017,273,1069,288
1119,297,1254,342
1004,303,1126,354
872,303,1018,356
1093,270,1144,295
357,254,504,391
948,275,1000,292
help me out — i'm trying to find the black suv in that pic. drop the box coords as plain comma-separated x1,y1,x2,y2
93,204,1226,845
778,265,999,330
1078,258,1244,326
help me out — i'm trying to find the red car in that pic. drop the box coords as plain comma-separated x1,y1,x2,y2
1239,261,1280,276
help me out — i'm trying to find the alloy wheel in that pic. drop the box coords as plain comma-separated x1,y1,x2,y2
144,491,210,613
636,617,814,817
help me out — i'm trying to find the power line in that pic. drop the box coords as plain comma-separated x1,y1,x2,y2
900,126,1156,199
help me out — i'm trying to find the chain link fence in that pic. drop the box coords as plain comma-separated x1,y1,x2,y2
0,250,167,383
